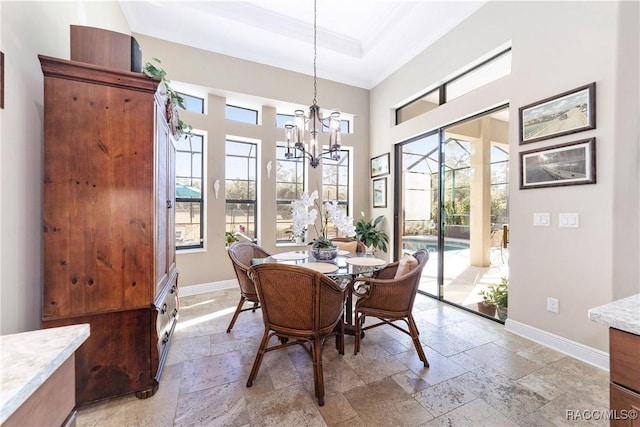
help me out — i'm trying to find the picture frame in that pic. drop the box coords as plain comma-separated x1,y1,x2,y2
519,82,596,144
372,177,387,208
370,153,390,178
0,51,4,109
519,138,596,189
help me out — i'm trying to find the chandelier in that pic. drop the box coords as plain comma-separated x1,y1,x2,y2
284,0,341,168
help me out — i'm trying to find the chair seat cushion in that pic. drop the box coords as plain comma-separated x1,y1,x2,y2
333,240,359,252
394,253,418,278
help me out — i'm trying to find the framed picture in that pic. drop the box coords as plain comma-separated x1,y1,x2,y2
519,82,596,144
370,153,390,177
373,177,387,208
520,138,596,189
0,52,4,109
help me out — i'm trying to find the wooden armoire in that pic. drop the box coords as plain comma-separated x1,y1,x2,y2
39,54,179,405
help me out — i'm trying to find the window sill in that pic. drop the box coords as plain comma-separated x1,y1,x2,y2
177,247,206,255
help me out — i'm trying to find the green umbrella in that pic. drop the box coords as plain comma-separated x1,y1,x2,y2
176,183,201,198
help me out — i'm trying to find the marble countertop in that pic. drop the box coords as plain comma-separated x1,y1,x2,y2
588,294,640,336
0,324,90,424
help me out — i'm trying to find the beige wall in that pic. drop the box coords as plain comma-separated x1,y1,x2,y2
132,35,371,288
370,1,639,352
0,1,131,334
1,0,637,360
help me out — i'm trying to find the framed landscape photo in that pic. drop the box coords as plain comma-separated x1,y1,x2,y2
1,52,4,109
373,177,387,208
370,153,390,178
519,82,596,144
520,138,596,189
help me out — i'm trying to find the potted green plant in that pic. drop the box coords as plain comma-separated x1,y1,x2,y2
477,294,497,317
479,277,508,320
225,231,239,247
354,215,389,253
142,58,192,137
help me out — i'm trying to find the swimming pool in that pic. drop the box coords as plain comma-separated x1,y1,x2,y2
402,237,469,252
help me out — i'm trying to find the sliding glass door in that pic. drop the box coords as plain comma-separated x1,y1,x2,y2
396,106,509,319
397,133,440,296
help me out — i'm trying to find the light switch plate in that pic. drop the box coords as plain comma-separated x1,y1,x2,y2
559,213,579,228
533,212,551,227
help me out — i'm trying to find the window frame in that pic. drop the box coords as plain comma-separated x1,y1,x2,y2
275,143,307,243
175,132,205,250
396,47,512,125
225,138,259,240
321,147,352,238
226,104,259,124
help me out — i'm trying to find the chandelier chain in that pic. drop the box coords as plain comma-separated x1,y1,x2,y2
282,0,340,168
313,0,317,106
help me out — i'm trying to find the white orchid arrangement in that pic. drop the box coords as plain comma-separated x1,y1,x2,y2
291,190,355,248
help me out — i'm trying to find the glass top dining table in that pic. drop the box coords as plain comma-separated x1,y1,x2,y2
262,250,388,280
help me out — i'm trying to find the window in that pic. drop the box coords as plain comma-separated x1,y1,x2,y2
225,140,258,239
276,113,294,128
275,144,305,242
396,47,511,125
446,50,512,102
491,144,509,227
396,89,440,124
175,133,204,249
226,105,258,124
322,119,350,134
177,92,204,114
322,149,350,238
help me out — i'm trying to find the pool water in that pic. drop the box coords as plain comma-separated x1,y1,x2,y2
402,239,469,252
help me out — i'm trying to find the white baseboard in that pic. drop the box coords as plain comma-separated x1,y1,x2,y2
505,319,609,371
179,279,238,297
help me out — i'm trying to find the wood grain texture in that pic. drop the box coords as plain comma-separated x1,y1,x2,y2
40,55,178,405
610,328,640,392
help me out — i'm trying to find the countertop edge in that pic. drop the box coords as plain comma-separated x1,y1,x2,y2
0,324,90,424
588,294,640,336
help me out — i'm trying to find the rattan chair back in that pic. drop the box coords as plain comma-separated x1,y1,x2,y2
246,263,348,406
225,241,270,332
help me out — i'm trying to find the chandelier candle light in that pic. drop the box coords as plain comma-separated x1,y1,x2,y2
284,0,342,168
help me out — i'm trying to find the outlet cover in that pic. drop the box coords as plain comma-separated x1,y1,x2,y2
559,213,579,228
547,297,559,313
533,213,551,227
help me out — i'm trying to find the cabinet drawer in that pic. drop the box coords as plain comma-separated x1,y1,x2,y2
610,328,640,392
610,383,640,426
156,281,178,338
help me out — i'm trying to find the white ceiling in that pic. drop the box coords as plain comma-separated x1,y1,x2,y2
119,0,488,89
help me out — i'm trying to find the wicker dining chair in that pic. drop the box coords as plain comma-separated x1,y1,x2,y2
353,249,430,367
331,237,367,253
246,263,348,406
226,241,271,333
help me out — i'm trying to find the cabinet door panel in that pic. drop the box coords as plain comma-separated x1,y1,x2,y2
44,309,153,405
43,77,154,317
610,328,640,392
610,383,640,426
155,103,169,295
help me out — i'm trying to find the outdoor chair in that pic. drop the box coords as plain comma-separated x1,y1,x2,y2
353,249,430,367
226,241,271,333
246,263,348,406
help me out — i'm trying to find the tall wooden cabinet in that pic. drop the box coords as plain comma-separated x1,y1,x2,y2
39,55,179,405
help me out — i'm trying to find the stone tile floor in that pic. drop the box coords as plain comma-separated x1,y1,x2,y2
76,289,609,426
